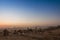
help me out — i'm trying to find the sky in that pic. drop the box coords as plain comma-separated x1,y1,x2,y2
0,0,60,27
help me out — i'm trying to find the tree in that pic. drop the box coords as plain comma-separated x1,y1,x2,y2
13,30,18,35
3,29,9,36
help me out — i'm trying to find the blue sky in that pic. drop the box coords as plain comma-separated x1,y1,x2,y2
0,0,60,26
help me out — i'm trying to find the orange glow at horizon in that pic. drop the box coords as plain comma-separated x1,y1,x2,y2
0,20,59,27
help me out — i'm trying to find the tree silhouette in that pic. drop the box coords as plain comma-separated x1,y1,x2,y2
38,28,42,32
13,30,18,35
3,29,9,36
57,25,60,29
17,30,24,36
27,28,33,32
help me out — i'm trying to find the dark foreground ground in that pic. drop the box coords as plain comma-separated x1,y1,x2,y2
0,26,60,40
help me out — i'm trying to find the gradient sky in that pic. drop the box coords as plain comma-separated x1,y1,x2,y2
0,0,60,27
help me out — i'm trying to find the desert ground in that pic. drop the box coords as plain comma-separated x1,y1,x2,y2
0,25,60,40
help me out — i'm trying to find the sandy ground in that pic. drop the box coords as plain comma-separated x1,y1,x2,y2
0,28,60,40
